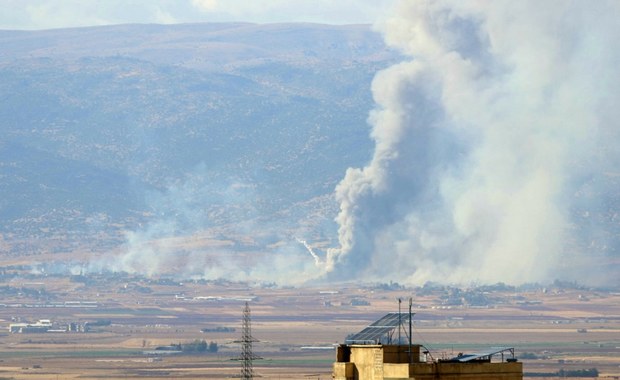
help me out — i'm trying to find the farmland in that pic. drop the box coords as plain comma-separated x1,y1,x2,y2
0,271,617,379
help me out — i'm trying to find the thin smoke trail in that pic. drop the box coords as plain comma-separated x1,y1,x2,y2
296,237,323,266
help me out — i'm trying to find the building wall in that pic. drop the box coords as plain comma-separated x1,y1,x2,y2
382,345,420,364
385,362,523,380
350,345,383,380
334,362,355,380
334,345,523,380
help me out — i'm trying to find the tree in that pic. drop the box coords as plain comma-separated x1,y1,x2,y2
208,341,218,353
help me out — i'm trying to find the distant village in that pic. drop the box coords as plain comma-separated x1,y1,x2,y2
8,318,109,334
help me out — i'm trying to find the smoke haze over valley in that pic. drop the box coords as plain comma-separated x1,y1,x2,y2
1,1,619,287
326,0,620,287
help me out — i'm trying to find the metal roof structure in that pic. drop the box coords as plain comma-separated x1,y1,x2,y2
446,348,516,363
345,312,407,344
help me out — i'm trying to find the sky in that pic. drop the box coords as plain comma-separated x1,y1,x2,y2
0,0,398,30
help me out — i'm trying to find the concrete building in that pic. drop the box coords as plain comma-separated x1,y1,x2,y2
333,344,522,380
333,313,523,380
8,319,88,334
9,319,52,333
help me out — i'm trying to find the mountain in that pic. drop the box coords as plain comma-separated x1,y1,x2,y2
0,23,401,264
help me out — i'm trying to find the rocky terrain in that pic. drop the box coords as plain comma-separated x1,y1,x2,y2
0,23,401,262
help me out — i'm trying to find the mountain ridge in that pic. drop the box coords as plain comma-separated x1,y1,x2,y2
0,23,400,265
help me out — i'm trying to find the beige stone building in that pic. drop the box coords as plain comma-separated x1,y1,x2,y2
333,344,522,380
333,313,523,380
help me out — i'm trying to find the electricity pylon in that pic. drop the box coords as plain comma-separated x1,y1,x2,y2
234,301,261,379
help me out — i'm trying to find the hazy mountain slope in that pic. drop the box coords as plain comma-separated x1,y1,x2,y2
0,23,400,257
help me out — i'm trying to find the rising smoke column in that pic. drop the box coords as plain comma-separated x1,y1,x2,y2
326,0,620,285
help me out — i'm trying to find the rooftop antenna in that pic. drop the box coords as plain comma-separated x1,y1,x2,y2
409,297,414,364
234,301,261,379
398,298,402,345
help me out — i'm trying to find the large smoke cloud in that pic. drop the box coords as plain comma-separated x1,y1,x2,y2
103,0,619,287
326,0,620,285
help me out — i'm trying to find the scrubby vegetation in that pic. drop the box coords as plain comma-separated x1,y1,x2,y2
168,339,219,353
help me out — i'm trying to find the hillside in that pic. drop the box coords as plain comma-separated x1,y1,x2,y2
0,23,400,266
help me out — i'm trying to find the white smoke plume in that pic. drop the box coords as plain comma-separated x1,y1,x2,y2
97,164,329,285
326,0,620,285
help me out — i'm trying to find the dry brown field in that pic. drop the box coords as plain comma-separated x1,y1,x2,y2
0,275,617,379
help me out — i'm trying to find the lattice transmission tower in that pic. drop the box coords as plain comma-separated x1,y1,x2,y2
234,301,261,379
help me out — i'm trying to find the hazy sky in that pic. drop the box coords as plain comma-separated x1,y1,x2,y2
0,0,398,30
